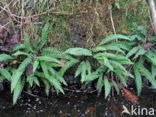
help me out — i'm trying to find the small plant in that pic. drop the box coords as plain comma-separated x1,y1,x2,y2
0,22,78,104
127,25,156,95
92,34,134,98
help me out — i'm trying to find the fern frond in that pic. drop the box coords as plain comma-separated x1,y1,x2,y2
126,46,140,58
134,64,142,96
0,54,14,62
0,68,11,81
152,64,156,80
37,56,61,64
48,66,67,85
42,47,63,58
64,48,92,56
11,57,31,92
50,77,64,94
112,81,120,95
40,62,50,81
59,59,79,76
39,22,50,49
133,48,146,59
24,32,32,52
99,34,130,46
13,78,25,105
32,34,38,49
13,51,30,56
33,60,39,73
96,74,103,94
41,78,50,96
27,75,40,87
104,77,111,99
139,64,156,89
13,44,25,52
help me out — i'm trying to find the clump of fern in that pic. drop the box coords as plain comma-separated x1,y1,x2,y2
127,25,156,96
92,34,134,98
0,22,77,104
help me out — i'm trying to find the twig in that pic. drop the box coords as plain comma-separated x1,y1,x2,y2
0,6,73,20
109,6,117,40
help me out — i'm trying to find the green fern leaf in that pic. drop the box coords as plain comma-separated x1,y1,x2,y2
33,60,39,72
13,44,25,52
75,61,84,77
24,32,32,51
152,64,156,80
104,77,111,99
110,41,131,51
126,46,140,58
139,65,156,89
0,68,11,81
50,77,64,94
64,48,92,56
42,47,63,58
96,74,103,94
114,70,127,87
11,57,31,92
32,34,38,49
133,48,146,59
40,62,50,81
0,54,14,62
39,22,50,49
134,64,142,96
99,34,130,45
13,51,30,56
112,81,120,95
145,51,156,65
59,59,79,76
41,78,50,96
48,66,67,86
13,78,25,105
27,75,40,87
37,56,61,64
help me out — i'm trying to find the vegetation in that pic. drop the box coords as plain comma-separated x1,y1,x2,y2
0,0,156,105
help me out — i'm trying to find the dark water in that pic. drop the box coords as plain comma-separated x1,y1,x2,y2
0,88,156,117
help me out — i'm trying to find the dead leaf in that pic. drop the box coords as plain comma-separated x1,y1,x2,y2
60,59,66,67
23,17,30,25
37,36,41,45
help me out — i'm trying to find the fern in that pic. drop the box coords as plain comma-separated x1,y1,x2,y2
139,64,156,89
13,78,25,105
13,51,30,56
27,75,40,87
96,74,103,94
32,34,39,49
64,48,92,56
33,60,39,72
0,68,11,81
0,54,14,61
42,47,63,58
152,64,156,80
41,78,50,96
37,56,61,64
112,81,120,95
39,22,50,49
99,34,130,46
24,32,32,51
126,46,140,58
59,59,79,76
134,64,142,96
48,66,67,85
11,57,31,92
104,77,111,99
13,44,25,52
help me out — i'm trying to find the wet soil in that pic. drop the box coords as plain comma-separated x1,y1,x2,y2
0,88,156,117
